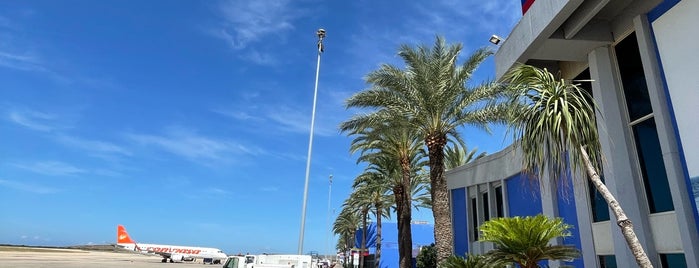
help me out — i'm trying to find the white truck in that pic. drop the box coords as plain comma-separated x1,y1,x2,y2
222,254,314,268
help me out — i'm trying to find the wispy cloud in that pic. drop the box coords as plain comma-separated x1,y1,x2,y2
7,109,60,132
213,0,302,50
216,101,340,137
340,0,520,80
0,50,47,72
56,135,131,157
0,179,58,194
241,49,279,66
13,161,86,176
127,127,266,163
260,186,279,192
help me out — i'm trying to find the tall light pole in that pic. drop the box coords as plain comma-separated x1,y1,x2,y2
326,174,333,259
298,28,326,255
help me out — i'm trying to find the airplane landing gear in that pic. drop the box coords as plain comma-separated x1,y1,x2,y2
161,258,167,263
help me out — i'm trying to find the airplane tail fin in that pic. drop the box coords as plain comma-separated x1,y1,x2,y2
117,225,137,244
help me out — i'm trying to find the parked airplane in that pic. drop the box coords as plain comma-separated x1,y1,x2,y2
116,224,228,263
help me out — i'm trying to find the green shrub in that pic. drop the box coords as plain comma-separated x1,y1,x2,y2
416,244,436,268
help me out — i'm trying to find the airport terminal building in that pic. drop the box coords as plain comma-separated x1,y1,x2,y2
446,0,698,267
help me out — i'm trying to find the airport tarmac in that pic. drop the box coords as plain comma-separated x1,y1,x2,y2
0,246,222,268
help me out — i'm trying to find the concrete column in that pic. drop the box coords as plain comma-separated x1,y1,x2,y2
573,172,599,268
588,46,659,267
539,173,561,268
634,15,699,267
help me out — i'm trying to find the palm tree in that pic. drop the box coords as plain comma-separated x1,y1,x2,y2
441,254,493,268
341,118,425,268
479,215,580,268
345,190,372,268
354,171,393,268
502,64,652,267
333,206,360,266
444,144,487,170
343,36,513,263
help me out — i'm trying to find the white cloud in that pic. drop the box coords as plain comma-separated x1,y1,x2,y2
0,50,47,72
127,127,266,163
214,0,301,50
260,186,279,192
13,161,86,176
57,135,132,157
242,49,279,66
7,109,58,132
265,104,339,137
0,179,58,194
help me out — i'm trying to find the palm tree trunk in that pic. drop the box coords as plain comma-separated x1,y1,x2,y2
394,184,413,268
361,208,368,268
375,205,382,268
426,135,453,265
347,234,351,266
580,146,653,268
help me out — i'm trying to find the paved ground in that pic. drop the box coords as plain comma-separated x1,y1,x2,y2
0,246,221,268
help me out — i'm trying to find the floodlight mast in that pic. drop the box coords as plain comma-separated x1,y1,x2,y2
298,28,326,255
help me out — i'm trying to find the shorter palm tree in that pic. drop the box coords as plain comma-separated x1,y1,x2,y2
479,215,580,268
441,254,493,268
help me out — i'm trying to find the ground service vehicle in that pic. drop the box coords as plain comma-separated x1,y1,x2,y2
223,254,313,268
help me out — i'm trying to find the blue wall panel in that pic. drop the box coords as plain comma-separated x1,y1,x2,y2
451,188,468,256
506,173,542,217
356,222,434,268
556,177,584,268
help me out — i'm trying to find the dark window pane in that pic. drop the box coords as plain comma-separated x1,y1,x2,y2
660,253,687,268
482,192,490,221
471,198,478,241
599,255,617,268
495,186,504,218
633,119,674,212
574,68,593,96
589,178,611,222
616,32,653,121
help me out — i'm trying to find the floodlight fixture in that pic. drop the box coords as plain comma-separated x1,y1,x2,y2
489,35,503,45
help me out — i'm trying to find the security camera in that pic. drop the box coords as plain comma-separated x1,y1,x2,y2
317,29,326,38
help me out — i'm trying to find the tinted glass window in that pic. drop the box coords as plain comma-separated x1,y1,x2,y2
616,32,652,121
471,197,478,241
633,119,674,212
495,186,504,218
599,255,617,268
660,253,687,268
589,178,611,222
616,33,674,213
482,192,490,221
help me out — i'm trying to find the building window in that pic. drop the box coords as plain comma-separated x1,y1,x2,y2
599,255,617,268
615,32,674,213
660,253,687,268
470,197,478,241
482,192,490,221
495,186,504,218
589,178,610,222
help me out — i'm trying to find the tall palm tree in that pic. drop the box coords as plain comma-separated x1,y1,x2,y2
345,190,372,268
343,36,513,263
354,171,393,268
333,206,360,266
341,118,425,268
503,64,652,267
479,215,581,268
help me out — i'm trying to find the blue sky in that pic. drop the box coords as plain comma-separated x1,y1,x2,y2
0,0,520,255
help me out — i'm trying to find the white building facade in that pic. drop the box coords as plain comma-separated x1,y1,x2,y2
447,0,699,267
